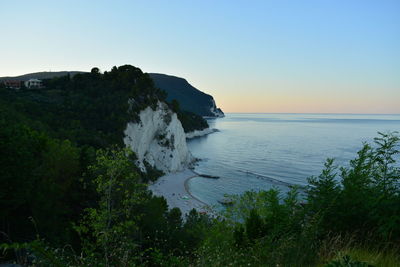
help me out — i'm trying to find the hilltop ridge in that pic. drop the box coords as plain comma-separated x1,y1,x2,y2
149,73,224,118
1,71,224,118
0,71,85,81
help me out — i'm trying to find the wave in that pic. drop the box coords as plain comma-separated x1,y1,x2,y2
236,168,306,188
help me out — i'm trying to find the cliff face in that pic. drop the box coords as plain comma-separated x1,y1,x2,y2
149,73,224,118
124,101,192,173
208,99,224,118
2,65,209,174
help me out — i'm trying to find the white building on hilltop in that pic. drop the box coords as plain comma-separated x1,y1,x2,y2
24,79,43,89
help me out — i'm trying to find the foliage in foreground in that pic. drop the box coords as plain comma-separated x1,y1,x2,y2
1,132,399,266
195,132,400,266
1,148,211,266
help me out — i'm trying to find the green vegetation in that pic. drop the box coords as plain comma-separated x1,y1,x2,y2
0,65,209,265
0,65,208,147
194,132,399,267
0,65,163,148
166,97,209,132
1,65,399,266
1,147,211,266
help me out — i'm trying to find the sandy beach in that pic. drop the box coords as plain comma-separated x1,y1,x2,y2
148,168,210,215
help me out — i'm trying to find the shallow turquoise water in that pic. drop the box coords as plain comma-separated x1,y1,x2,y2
187,113,400,207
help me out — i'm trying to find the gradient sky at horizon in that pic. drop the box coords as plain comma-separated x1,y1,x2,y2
1,0,399,113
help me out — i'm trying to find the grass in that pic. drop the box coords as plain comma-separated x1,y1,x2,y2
332,248,400,267
317,235,400,267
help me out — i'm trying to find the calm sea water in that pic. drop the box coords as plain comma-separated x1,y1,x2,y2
187,113,400,207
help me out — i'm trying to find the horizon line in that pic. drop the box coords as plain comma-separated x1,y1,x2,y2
224,112,400,115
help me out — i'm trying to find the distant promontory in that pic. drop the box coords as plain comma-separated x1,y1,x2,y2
149,73,224,118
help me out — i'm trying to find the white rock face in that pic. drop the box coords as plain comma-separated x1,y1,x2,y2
124,101,192,173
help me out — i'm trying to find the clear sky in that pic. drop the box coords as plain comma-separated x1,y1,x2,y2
1,0,399,113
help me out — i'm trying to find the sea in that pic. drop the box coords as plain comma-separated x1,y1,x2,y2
186,113,400,207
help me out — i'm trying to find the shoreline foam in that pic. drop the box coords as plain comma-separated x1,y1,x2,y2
186,128,219,139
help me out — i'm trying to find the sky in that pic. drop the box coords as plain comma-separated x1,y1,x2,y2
1,0,399,113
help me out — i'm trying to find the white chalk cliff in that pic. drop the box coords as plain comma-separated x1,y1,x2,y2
124,101,192,173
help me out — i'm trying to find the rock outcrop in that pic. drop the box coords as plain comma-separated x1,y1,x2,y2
124,101,192,173
207,99,225,118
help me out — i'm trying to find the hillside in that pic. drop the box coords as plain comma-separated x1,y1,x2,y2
0,71,85,81
1,71,224,118
0,65,216,265
149,73,224,117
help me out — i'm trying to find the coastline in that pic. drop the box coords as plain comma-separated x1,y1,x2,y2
186,128,219,139
148,168,210,215
148,125,221,216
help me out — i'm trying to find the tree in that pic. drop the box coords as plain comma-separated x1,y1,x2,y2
307,158,340,233
171,99,180,113
91,67,100,74
76,147,145,266
245,209,265,241
31,139,81,244
0,120,47,242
